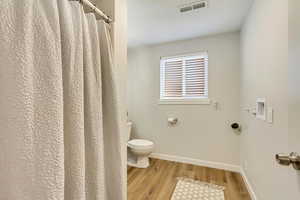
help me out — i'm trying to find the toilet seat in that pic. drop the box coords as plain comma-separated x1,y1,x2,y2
127,139,154,150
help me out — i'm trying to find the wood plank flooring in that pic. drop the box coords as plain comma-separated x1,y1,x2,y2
128,158,251,200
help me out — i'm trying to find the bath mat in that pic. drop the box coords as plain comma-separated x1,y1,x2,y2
171,178,225,200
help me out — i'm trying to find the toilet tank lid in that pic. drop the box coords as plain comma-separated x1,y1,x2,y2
128,139,153,147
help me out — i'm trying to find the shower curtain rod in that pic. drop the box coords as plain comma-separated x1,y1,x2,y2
74,0,113,23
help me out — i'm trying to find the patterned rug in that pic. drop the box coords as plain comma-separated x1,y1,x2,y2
171,178,225,200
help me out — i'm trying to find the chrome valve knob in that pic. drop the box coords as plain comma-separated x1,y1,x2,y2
276,152,300,170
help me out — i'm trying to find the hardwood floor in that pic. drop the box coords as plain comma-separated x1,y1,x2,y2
128,159,251,200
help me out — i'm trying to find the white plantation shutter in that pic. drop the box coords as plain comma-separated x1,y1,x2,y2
160,52,208,100
163,60,183,98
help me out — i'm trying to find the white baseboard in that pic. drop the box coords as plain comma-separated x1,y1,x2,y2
240,169,258,200
150,153,241,173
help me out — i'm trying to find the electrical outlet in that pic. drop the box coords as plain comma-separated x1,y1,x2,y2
212,100,218,110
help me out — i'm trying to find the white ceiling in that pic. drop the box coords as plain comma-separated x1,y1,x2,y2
128,0,253,47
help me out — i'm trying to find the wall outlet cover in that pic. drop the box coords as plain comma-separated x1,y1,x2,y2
256,98,266,120
267,107,273,124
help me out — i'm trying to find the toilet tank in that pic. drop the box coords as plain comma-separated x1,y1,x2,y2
127,121,133,141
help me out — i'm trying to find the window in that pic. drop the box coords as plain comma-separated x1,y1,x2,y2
160,52,209,104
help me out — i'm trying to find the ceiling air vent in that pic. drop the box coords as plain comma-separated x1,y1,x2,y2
193,2,207,10
179,1,208,13
180,6,193,13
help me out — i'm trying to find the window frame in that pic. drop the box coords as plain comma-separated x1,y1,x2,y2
159,52,210,105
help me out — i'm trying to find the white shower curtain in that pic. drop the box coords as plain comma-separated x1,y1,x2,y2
0,0,124,199
98,20,125,200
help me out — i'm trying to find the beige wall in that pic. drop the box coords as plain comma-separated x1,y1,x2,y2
128,32,241,166
288,0,300,198
94,0,114,17
240,0,291,199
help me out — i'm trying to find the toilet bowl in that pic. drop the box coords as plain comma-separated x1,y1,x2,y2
127,122,154,168
128,139,154,168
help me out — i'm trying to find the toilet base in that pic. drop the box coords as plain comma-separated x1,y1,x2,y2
128,156,150,168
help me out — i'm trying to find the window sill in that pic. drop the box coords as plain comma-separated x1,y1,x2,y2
158,98,211,105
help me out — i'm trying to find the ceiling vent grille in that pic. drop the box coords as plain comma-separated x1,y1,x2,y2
180,6,193,13
179,1,208,13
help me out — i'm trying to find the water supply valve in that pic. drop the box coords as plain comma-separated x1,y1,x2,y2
276,152,300,170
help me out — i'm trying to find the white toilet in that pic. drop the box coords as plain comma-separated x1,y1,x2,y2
127,121,154,168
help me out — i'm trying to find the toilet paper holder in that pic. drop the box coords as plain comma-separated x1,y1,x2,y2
168,118,178,125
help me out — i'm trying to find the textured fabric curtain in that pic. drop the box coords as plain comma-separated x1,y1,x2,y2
0,1,64,199
0,0,124,199
98,21,125,200
58,1,86,199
